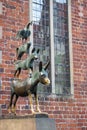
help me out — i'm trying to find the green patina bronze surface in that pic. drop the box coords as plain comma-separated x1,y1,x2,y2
16,42,31,60
14,48,39,78
16,21,32,41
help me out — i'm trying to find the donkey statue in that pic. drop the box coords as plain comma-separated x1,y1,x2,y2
8,61,50,114
14,48,40,78
16,42,31,60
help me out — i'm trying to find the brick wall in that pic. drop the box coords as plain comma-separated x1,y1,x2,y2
0,0,87,130
0,0,29,114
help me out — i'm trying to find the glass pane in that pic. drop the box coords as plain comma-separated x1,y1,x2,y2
33,0,41,4
55,0,67,3
32,0,51,94
53,0,70,95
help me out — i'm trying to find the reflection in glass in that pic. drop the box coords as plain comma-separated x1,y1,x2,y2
53,0,70,94
32,0,51,94
32,0,70,95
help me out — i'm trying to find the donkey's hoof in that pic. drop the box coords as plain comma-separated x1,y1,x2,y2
31,110,36,115
36,108,41,113
8,107,11,114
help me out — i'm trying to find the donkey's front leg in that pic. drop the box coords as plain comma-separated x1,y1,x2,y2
28,92,35,114
11,95,18,115
35,94,41,113
8,93,14,114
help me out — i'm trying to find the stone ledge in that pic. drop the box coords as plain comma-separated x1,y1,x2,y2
0,113,49,120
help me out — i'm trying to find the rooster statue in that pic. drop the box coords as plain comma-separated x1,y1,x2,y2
16,21,32,42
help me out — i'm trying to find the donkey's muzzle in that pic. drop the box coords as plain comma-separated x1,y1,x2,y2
44,78,50,85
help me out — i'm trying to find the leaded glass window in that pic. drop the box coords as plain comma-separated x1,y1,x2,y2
32,0,71,95
32,0,51,93
53,0,70,94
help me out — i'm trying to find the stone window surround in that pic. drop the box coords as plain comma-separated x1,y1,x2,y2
0,77,2,88
0,50,2,64
0,2,2,15
0,26,2,39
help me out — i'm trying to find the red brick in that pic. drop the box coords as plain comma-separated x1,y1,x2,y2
0,0,87,130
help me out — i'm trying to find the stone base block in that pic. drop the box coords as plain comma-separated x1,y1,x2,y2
0,115,56,130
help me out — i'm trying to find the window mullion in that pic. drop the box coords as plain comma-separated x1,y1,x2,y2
50,0,55,94
29,0,33,52
68,0,74,96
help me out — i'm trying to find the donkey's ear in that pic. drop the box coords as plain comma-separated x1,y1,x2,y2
44,61,50,70
37,49,40,54
32,48,35,53
39,61,43,72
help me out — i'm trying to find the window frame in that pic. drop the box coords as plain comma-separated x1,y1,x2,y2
29,0,74,96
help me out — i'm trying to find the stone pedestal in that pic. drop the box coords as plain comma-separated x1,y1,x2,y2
36,118,56,130
0,114,56,130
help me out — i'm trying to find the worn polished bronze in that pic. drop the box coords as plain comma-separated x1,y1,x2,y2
8,61,50,115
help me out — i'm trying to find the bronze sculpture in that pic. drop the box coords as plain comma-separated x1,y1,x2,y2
8,61,50,115
14,48,39,78
16,42,31,60
16,21,32,42
8,21,50,115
